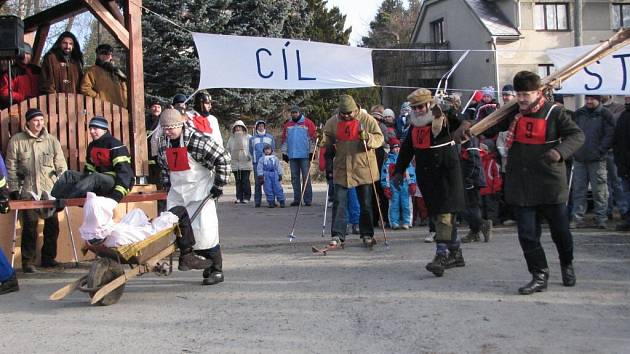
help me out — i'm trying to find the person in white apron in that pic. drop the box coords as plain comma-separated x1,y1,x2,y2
157,108,231,285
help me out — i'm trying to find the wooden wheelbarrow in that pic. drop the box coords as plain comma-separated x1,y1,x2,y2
49,225,179,306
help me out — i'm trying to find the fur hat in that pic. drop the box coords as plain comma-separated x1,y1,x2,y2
25,108,44,121
159,108,186,129
89,116,109,130
96,44,113,55
338,94,358,113
407,88,433,107
513,71,542,92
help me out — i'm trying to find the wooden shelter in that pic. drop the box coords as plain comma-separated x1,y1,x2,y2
0,0,148,175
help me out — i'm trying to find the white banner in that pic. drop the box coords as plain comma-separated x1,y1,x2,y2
192,33,375,90
547,44,630,95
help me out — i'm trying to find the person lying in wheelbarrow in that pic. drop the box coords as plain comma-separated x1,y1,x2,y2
156,108,231,286
79,192,211,271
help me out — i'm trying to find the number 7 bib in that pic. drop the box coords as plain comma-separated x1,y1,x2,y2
166,147,191,171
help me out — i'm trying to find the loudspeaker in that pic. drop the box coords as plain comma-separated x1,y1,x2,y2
0,15,24,59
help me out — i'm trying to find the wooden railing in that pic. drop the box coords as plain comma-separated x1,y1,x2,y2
0,93,134,172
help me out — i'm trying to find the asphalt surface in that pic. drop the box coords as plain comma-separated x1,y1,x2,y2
1,184,629,354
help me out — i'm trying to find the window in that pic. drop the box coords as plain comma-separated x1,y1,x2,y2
612,3,630,29
538,64,555,78
534,3,569,30
431,19,445,44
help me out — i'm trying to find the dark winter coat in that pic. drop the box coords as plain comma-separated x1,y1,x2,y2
614,108,630,179
85,132,134,202
394,111,465,214
487,101,584,206
460,136,486,189
573,104,615,163
40,50,83,94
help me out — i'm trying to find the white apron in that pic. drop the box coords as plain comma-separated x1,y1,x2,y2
165,137,219,250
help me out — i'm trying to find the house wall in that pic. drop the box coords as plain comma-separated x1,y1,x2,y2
414,0,497,100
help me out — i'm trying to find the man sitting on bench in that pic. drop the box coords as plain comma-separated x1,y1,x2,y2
52,116,135,205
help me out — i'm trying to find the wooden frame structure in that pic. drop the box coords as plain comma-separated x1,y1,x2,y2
1,0,148,175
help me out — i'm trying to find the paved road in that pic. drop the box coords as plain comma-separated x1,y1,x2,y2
1,185,629,353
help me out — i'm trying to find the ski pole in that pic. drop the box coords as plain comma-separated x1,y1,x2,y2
360,124,389,248
321,184,329,238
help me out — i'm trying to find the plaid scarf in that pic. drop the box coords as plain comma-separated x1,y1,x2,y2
505,96,547,149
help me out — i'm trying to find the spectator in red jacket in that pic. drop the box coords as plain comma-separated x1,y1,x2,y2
0,44,41,108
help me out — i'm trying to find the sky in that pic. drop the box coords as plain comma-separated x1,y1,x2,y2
326,0,408,46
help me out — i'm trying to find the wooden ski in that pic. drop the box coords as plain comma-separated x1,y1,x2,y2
469,28,630,136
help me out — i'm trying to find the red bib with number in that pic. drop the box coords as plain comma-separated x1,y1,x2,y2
514,116,547,145
90,147,111,167
336,120,360,141
192,116,213,134
166,147,191,171
411,126,431,149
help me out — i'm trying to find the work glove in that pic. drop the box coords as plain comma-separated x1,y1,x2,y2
543,148,562,163
384,187,392,200
282,154,289,163
278,175,282,182
453,120,474,144
391,173,403,191
210,186,223,199
9,191,20,200
409,183,417,195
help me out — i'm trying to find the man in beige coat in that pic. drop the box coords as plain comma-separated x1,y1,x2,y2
321,94,384,247
80,44,127,108
6,108,67,272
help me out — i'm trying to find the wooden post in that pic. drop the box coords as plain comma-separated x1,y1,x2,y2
125,0,147,176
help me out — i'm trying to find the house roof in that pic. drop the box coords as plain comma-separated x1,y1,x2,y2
410,0,520,44
465,0,520,37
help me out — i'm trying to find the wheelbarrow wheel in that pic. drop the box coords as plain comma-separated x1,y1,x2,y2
87,258,125,306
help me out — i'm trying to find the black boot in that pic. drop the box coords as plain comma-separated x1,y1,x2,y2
202,268,224,285
445,248,465,268
615,212,630,231
561,263,576,287
0,273,19,295
425,253,449,277
518,270,549,295
178,250,212,271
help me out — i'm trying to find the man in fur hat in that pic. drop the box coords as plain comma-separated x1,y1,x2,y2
393,88,466,277
457,71,584,294
80,44,127,108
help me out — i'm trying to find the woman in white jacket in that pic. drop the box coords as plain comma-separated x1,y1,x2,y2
226,120,253,203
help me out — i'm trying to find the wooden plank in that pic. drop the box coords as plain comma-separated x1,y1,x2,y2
126,0,147,176
58,93,69,159
103,101,113,137
49,275,88,301
0,109,8,153
47,93,58,138
120,107,130,149
67,94,78,170
32,25,50,65
9,103,20,136
104,0,124,24
9,191,167,210
76,95,87,170
110,103,120,140
93,97,103,116
23,0,86,33
81,0,130,49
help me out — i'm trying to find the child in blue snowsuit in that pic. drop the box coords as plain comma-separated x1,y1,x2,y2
381,141,416,229
257,144,286,208
0,152,18,295
249,120,276,208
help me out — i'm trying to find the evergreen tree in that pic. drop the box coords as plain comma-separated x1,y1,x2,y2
361,0,421,48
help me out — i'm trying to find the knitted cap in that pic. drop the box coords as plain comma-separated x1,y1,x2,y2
501,84,516,96
290,105,301,113
585,94,601,101
172,93,187,105
25,108,44,121
89,116,109,130
383,108,395,118
407,88,433,107
513,71,542,92
159,108,186,129
389,137,401,148
481,86,495,99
